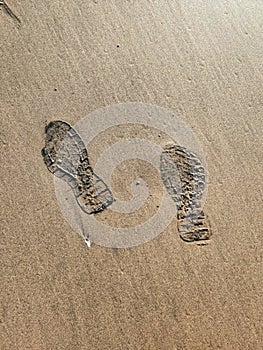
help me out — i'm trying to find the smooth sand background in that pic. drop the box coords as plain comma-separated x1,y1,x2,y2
0,1,262,349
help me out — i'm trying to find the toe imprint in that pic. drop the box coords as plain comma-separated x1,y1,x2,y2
42,121,113,214
160,144,212,242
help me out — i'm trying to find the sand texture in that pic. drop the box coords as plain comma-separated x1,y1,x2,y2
0,1,262,349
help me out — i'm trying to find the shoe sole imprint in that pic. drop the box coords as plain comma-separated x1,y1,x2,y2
41,121,114,214
160,144,212,242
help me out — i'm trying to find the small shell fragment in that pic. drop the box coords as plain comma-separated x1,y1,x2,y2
85,238,91,248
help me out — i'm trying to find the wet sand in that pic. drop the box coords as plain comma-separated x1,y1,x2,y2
0,1,262,349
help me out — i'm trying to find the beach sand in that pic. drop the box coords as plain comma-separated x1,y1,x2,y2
0,1,262,349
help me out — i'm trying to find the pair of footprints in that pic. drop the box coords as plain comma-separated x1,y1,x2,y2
42,121,211,243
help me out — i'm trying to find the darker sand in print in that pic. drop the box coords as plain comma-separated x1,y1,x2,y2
41,121,114,214
160,144,212,242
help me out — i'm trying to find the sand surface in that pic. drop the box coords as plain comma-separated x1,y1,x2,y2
0,1,262,349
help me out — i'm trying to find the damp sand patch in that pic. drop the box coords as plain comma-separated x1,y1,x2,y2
42,121,113,215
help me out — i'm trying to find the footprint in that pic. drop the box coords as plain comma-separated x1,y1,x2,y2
160,144,211,242
41,121,113,214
